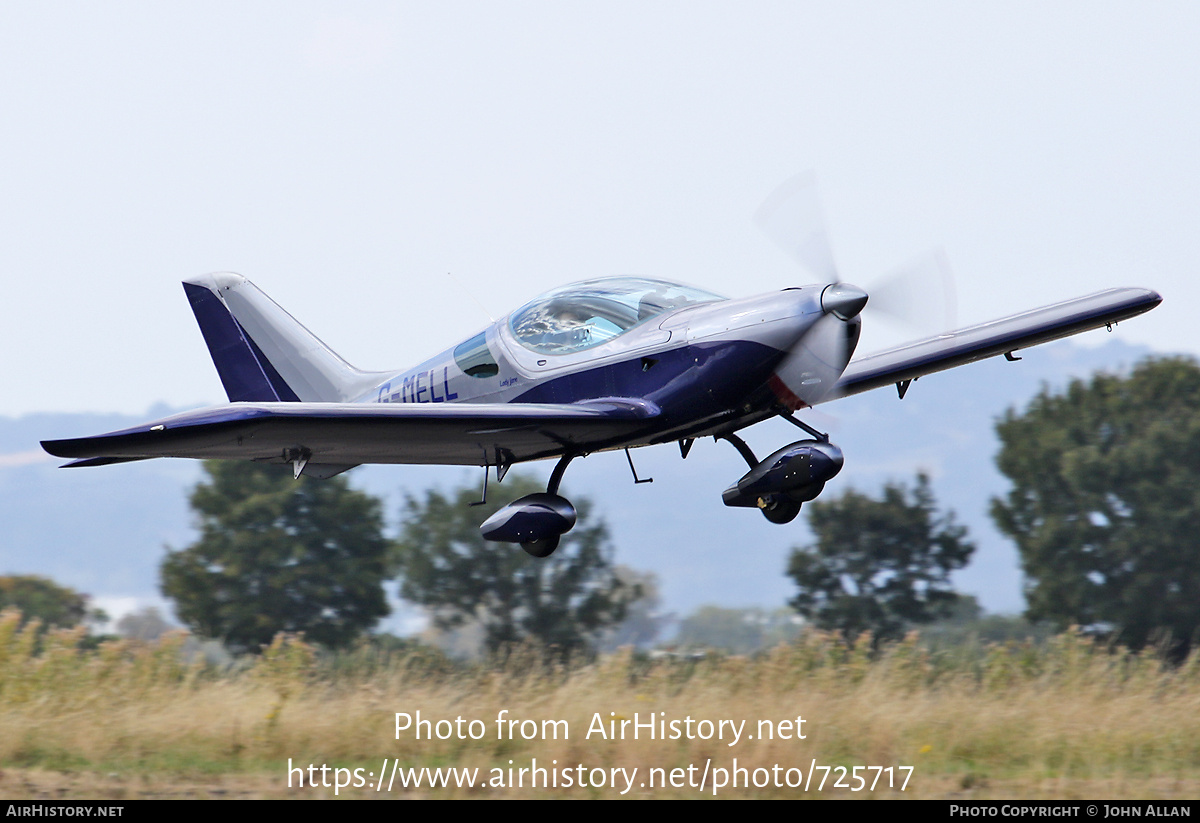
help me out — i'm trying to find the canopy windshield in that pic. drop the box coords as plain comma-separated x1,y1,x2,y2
509,278,725,355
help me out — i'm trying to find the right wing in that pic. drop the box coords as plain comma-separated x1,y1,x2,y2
833,288,1162,400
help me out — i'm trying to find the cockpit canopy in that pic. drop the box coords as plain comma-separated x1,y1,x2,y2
508,277,725,355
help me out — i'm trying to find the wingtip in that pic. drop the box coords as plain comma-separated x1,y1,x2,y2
1126,287,1164,314
40,439,70,459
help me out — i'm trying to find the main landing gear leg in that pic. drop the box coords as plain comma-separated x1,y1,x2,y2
519,453,578,557
478,452,580,559
547,452,575,496
716,432,758,470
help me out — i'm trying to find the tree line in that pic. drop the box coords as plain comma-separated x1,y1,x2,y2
788,356,1200,657
11,356,1197,659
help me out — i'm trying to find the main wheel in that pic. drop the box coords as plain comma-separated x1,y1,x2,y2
758,495,801,524
521,535,560,558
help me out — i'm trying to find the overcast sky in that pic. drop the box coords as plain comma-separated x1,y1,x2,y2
4,3,1199,623
4,2,1195,416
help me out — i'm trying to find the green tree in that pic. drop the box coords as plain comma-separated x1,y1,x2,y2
991,356,1200,655
161,461,390,653
0,575,102,631
787,473,974,645
392,476,640,660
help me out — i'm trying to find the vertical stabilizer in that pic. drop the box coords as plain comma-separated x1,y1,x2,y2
183,272,390,403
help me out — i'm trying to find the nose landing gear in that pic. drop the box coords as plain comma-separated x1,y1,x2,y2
719,416,844,524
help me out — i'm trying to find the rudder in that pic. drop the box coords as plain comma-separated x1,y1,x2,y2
183,272,389,403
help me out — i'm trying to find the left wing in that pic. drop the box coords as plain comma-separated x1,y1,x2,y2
833,287,1162,400
41,398,661,475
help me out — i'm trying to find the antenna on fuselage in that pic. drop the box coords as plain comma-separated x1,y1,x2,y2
446,271,496,324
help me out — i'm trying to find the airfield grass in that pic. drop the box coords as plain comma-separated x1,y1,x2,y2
2,611,1200,799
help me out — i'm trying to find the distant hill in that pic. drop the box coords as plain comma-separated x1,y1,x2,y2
4,338,1157,625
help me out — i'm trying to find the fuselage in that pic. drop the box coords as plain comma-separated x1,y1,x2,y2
363,277,856,448
40,271,1160,493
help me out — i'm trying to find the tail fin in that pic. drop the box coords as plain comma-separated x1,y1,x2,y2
182,272,390,403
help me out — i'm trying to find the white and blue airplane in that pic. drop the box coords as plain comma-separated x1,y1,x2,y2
42,270,1160,557
42,174,1162,558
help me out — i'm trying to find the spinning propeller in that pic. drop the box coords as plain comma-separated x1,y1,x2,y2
754,172,957,406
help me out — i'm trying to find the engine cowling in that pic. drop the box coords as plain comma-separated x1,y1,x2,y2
721,439,844,509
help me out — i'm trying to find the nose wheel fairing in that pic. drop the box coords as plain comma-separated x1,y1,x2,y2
721,439,844,510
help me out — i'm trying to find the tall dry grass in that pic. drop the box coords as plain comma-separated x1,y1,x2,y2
2,609,1199,798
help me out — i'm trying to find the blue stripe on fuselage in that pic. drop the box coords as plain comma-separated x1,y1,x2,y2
512,340,785,421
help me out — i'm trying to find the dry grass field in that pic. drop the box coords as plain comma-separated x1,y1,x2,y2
2,610,1199,800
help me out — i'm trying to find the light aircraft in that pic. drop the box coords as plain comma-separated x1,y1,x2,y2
42,183,1162,557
